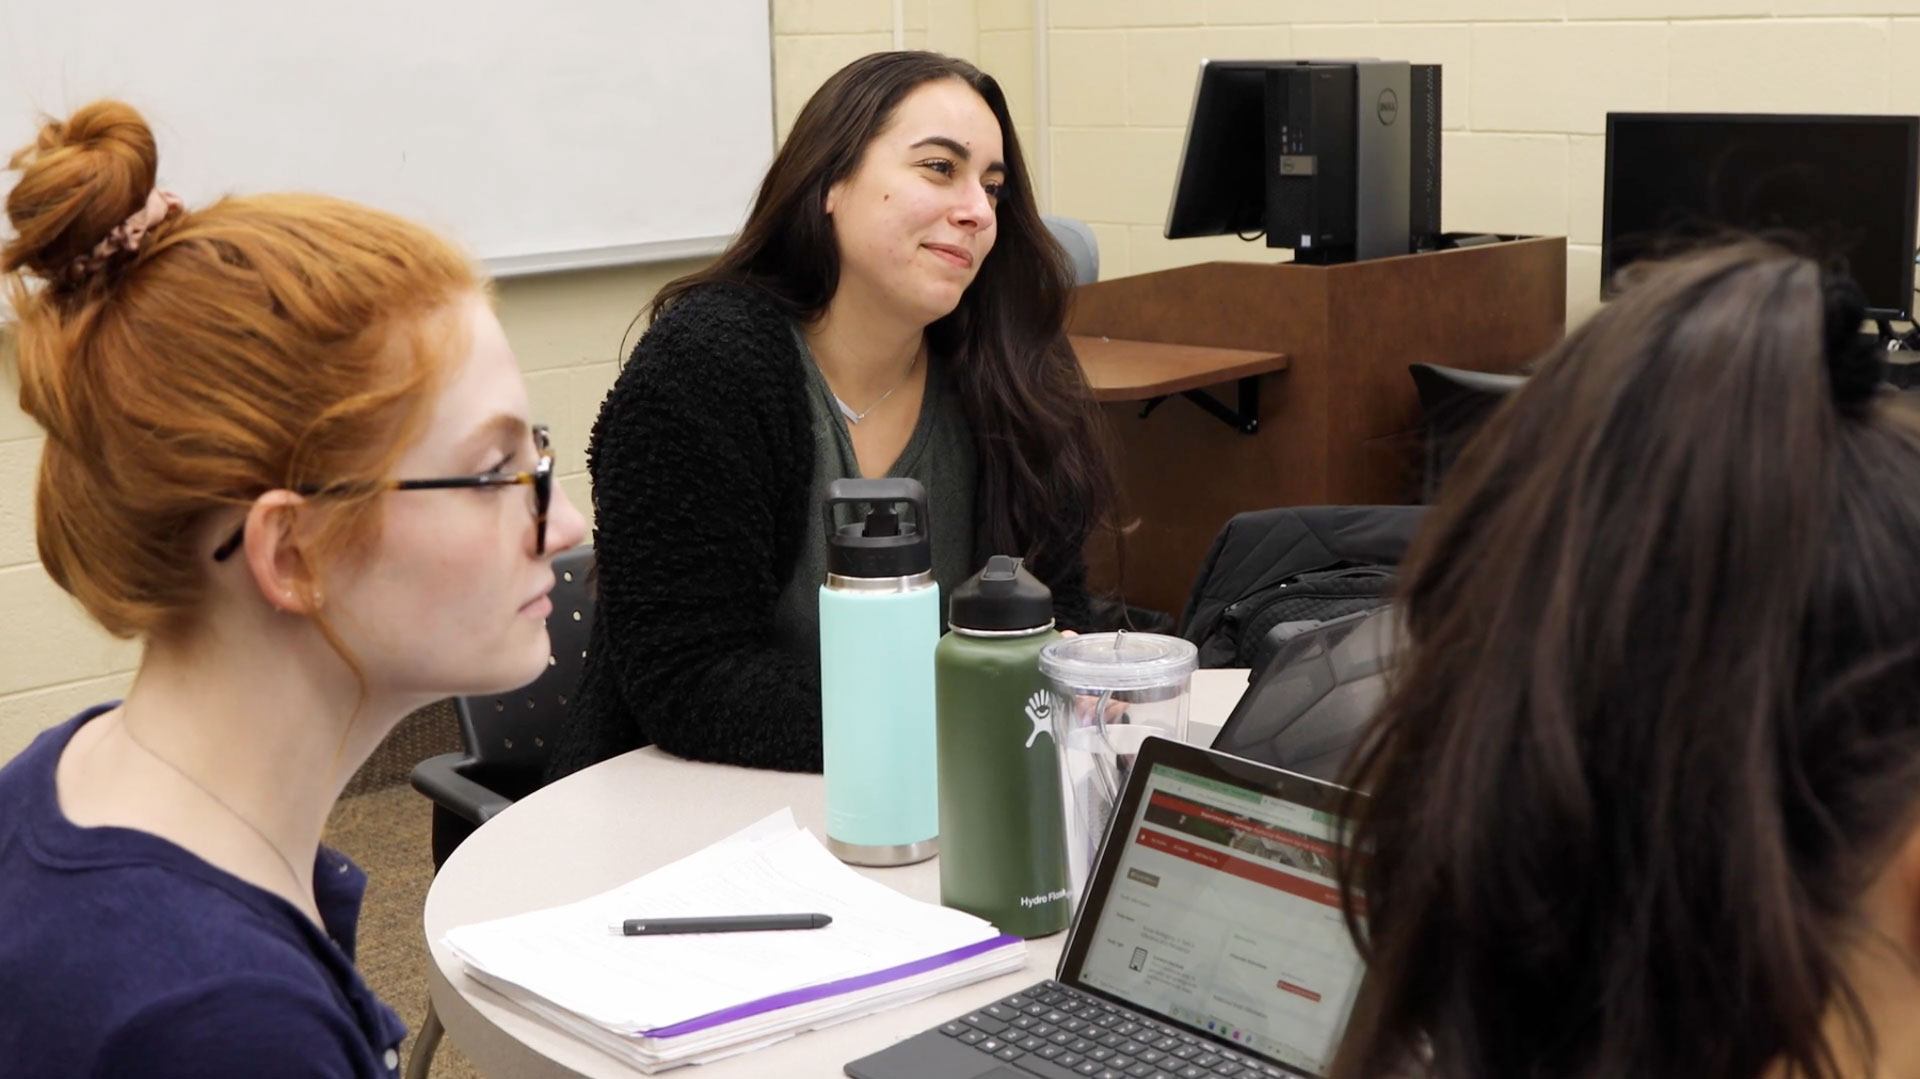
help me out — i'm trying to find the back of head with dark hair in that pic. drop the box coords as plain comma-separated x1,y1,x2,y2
651,51,1115,587
1332,241,1920,1079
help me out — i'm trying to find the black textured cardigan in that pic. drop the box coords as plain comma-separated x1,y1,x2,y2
548,283,1092,777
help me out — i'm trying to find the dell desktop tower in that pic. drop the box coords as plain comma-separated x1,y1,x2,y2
1167,59,1442,264
1268,60,1410,263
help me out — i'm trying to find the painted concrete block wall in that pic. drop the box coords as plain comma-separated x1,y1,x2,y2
776,0,992,139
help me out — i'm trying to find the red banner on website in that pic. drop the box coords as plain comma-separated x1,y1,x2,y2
1146,791,1336,860
1134,827,1340,909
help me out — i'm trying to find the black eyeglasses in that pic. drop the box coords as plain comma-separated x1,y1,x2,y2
212,424,554,562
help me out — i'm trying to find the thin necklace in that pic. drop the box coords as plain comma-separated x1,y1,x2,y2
117,711,314,906
832,350,922,426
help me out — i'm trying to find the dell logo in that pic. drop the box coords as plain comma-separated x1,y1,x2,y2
1377,88,1399,125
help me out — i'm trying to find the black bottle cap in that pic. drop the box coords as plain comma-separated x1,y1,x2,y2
823,478,932,579
949,555,1054,632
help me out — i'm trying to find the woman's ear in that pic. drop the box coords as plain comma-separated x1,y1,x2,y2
240,490,323,615
1881,820,1920,958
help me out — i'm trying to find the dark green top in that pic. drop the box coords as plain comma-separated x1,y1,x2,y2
773,328,979,658
555,283,1092,777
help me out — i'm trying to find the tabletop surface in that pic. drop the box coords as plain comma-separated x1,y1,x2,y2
423,667,1253,1078
1069,335,1290,403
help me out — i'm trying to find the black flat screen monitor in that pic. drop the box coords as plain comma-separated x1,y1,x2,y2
1165,60,1272,240
1603,113,1920,318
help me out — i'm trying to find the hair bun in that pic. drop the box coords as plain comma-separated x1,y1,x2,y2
3,100,162,283
1820,267,1883,413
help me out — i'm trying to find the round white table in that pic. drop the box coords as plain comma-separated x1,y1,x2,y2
423,668,1252,1078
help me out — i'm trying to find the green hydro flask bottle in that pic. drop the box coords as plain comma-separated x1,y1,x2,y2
935,555,1072,938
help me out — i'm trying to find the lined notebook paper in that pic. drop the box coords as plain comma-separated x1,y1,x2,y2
443,810,1026,1071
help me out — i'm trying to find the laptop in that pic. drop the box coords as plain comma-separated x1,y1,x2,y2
1210,606,1399,783
844,736,1366,1079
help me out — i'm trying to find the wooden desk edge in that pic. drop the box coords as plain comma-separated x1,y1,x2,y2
1069,334,1290,403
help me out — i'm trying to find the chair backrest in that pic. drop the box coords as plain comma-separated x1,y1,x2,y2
1408,362,1528,404
1408,363,1527,500
452,545,596,797
1043,214,1100,285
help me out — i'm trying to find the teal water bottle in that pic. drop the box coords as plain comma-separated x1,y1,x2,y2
935,556,1071,937
820,478,939,867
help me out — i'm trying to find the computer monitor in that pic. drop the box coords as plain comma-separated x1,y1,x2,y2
1602,113,1920,318
1165,61,1272,241
1165,59,1440,262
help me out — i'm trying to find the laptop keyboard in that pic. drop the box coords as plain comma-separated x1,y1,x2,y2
934,979,1290,1079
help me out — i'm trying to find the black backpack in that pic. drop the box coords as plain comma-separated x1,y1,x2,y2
1181,506,1425,669
1217,564,1398,673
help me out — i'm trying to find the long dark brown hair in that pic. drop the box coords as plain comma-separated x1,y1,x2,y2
649,51,1115,584
1332,241,1920,1078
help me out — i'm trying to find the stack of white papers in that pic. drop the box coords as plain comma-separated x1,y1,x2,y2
443,810,1026,1072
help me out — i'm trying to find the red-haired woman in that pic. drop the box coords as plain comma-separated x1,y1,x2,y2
0,101,586,1077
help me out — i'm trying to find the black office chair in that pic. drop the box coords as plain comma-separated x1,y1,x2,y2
412,544,597,865
1408,362,1527,501
405,544,595,1078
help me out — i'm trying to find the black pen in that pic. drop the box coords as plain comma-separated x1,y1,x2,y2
608,913,834,936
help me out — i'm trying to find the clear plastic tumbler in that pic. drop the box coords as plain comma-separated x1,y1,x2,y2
1038,631,1199,903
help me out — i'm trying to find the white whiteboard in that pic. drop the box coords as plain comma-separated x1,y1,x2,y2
0,0,774,276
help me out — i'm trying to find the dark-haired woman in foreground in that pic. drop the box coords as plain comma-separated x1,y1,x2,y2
553,52,1116,775
1333,241,1920,1078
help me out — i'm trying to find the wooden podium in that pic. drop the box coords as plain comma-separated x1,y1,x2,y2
1068,236,1567,619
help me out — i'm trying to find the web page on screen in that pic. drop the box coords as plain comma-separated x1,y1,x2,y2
1076,764,1364,1076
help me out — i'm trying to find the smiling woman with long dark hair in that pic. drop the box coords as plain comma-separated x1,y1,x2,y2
550,52,1117,775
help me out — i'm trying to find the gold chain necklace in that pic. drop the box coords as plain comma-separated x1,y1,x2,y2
117,712,313,905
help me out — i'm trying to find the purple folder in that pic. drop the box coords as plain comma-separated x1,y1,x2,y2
641,933,1023,1039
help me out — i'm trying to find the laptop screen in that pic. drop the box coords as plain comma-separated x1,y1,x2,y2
1212,606,1398,784
1060,746,1366,1077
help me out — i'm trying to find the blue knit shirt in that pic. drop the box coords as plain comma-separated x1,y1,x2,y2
0,706,407,1078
